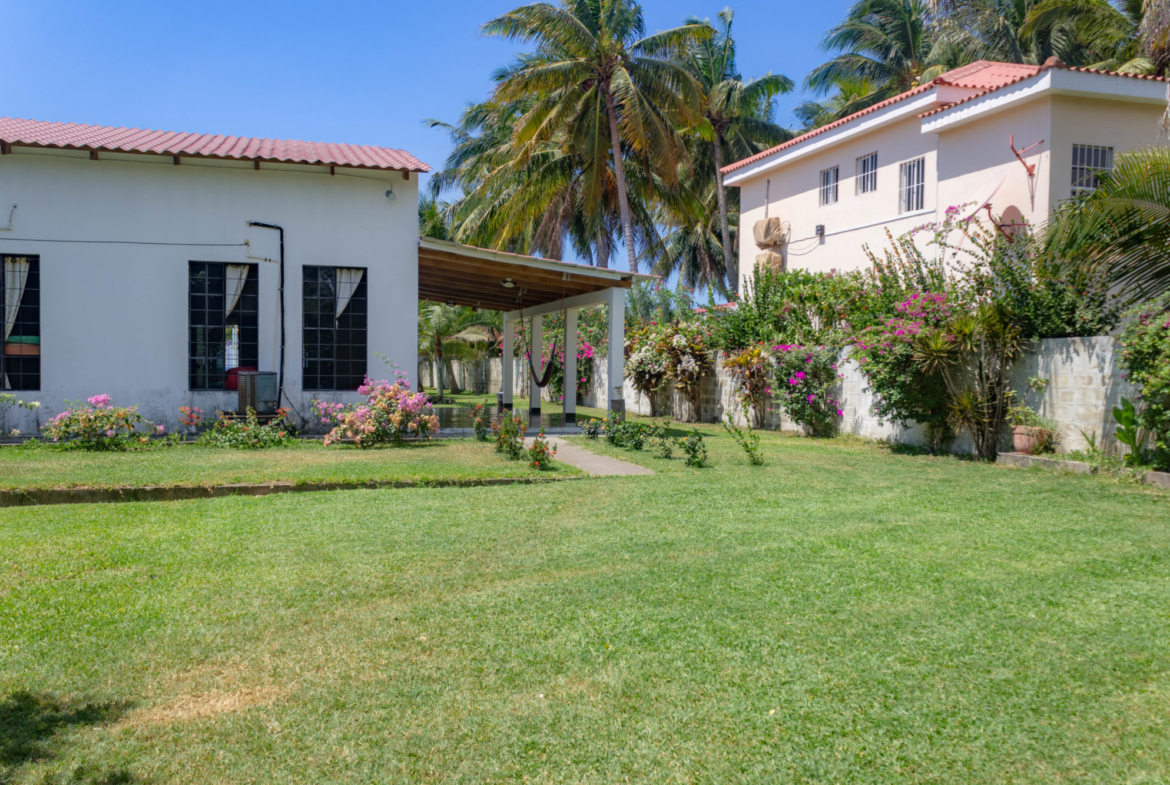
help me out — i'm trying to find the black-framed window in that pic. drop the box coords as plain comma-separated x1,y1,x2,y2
189,262,259,390
1,255,40,391
303,266,367,391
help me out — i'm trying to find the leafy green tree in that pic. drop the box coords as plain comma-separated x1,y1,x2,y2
1046,146,1170,300
483,0,711,271
418,194,452,241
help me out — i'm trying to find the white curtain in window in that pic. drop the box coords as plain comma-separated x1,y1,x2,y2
3,256,29,390
225,264,249,318
336,268,364,319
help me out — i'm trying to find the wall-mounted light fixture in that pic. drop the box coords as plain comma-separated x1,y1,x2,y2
385,186,397,202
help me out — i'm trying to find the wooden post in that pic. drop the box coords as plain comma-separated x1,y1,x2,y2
563,308,578,424
607,288,625,420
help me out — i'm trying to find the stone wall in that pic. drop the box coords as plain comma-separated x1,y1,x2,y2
584,336,1135,454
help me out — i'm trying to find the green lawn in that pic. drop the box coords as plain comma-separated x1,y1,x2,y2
2,424,1169,783
0,439,576,490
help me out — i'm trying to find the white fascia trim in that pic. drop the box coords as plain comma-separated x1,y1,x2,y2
724,87,950,186
921,69,1169,133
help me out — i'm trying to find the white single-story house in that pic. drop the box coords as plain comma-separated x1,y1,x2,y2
0,116,643,436
0,116,427,433
723,59,1170,279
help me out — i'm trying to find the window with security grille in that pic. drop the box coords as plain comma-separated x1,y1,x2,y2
856,152,878,194
819,166,839,206
2,255,40,391
899,157,926,213
303,266,367,391
1071,144,1113,197
189,262,259,390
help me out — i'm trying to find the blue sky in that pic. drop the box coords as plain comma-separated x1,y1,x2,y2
3,0,850,268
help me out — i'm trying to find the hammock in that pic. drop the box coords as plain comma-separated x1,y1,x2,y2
519,305,565,389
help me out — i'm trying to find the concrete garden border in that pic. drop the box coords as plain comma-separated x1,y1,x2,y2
0,475,582,509
997,452,1170,489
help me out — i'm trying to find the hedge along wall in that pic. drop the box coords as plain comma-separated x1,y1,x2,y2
586,336,1137,454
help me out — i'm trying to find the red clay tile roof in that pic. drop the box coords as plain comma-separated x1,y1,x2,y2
0,117,430,172
918,60,1170,118
721,60,1169,177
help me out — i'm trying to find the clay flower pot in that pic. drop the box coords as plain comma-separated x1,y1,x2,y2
1012,425,1049,455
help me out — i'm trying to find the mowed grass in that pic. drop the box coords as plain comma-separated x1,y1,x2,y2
2,424,1169,784
0,439,577,490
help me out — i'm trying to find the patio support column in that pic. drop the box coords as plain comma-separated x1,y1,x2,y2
563,307,578,424
606,287,625,420
501,317,514,411
528,314,542,415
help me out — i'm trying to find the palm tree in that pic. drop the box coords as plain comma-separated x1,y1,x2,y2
1045,146,1170,300
806,0,941,117
417,303,497,400
1022,0,1170,73
483,0,711,271
681,8,793,289
418,194,452,241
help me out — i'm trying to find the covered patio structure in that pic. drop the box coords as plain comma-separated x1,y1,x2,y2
418,237,650,424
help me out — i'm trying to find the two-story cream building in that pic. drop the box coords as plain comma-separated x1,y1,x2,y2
723,59,1170,281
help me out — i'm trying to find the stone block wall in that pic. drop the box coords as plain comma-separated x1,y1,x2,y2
584,336,1136,454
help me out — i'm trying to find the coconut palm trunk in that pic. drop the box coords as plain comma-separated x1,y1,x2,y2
711,131,734,291
604,86,637,272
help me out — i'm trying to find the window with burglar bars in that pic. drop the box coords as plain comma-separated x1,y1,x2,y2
1,255,40,391
189,262,259,390
856,152,878,194
819,166,839,206
303,266,367,391
899,157,926,213
1071,144,1114,197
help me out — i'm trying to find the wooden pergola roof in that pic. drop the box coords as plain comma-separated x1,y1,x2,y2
419,237,651,312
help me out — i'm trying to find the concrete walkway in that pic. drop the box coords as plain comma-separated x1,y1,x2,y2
527,436,655,477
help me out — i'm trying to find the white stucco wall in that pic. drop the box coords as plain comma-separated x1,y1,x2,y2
0,147,418,434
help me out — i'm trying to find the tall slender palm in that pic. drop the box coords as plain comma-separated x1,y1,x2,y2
806,0,940,117
418,194,452,241
681,9,793,288
417,304,497,399
483,0,711,271
1023,0,1162,71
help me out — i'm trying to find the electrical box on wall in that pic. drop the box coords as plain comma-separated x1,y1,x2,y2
815,224,825,237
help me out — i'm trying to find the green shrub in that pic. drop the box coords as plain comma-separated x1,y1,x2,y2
1118,293,1170,470
772,344,842,437
722,415,764,466
41,394,164,451
197,409,296,449
581,417,603,440
680,429,708,468
492,411,526,460
528,429,556,470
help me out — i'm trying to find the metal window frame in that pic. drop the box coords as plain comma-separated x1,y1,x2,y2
1071,143,1114,197
856,151,878,195
899,157,925,214
819,165,839,206
302,265,368,392
0,254,41,391
188,261,260,391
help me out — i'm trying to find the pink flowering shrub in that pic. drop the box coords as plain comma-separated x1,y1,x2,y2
547,341,596,404
317,374,439,448
849,292,953,447
772,344,842,437
41,394,152,450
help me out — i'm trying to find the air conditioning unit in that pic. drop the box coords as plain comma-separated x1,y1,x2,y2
238,371,279,415
753,217,785,249
755,251,784,271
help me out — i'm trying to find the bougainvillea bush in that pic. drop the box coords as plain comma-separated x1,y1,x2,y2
317,375,439,448
849,292,953,448
773,345,842,437
41,394,163,450
1118,293,1170,470
658,320,714,422
625,324,669,416
546,340,595,405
